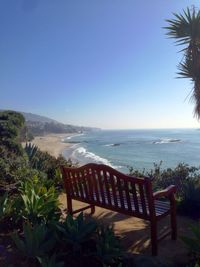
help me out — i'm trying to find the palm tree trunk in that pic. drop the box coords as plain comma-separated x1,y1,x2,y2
194,80,200,119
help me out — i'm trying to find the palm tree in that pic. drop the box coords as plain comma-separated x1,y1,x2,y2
165,7,200,118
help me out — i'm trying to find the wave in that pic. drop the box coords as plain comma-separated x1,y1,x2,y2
104,143,121,147
153,138,181,144
65,133,85,140
72,146,119,168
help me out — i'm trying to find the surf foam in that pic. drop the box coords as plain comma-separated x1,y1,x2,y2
73,146,120,169
153,138,181,144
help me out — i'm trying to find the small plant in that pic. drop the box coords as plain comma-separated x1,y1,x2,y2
55,212,97,253
24,143,39,167
96,225,122,266
16,179,61,224
12,223,55,263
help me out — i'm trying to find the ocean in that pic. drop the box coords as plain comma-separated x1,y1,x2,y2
63,129,200,173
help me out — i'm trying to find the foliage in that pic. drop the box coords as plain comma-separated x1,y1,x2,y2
24,143,39,165
0,111,28,186
11,212,123,267
24,142,73,186
12,223,55,262
55,212,97,253
165,7,200,118
177,178,200,217
0,193,10,220
0,110,25,154
96,225,122,266
14,179,61,224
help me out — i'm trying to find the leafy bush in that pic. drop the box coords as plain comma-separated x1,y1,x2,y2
24,142,73,187
12,223,55,263
96,225,122,266
55,212,97,253
177,178,200,218
14,179,61,224
52,213,122,266
11,212,123,267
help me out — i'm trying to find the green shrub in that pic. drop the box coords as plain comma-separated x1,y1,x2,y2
11,211,123,267
53,213,122,266
96,225,122,266
12,223,55,263
24,143,39,166
24,142,73,187
55,212,97,253
14,179,61,224
177,178,200,218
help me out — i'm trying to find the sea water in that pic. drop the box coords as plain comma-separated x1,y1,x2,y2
63,129,200,173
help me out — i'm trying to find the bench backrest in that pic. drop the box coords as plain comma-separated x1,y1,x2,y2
62,163,155,219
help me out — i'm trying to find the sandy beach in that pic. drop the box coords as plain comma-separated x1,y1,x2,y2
31,133,74,158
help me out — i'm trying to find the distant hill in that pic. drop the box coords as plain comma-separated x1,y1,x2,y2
21,111,100,136
21,112,58,124
0,110,100,137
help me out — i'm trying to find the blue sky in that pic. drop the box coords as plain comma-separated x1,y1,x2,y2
1,0,200,129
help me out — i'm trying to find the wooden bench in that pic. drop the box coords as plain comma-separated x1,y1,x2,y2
61,163,177,256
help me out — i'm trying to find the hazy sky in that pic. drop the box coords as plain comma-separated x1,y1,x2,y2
1,0,200,129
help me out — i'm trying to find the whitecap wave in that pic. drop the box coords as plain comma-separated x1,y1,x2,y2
65,133,84,140
104,144,114,147
153,138,181,144
104,143,121,147
73,146,119,168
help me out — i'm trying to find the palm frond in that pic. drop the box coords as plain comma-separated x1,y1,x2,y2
164,7,200,46
165,6,200,119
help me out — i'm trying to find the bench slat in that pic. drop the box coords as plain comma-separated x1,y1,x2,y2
87,168,95,202
124,180,132,211
139,184,147,216
71,172,79,197
116,177,125,209
103,170,112,206
110,174,118,207
91,169,100,203
78,171,86,199
97,169,106,205
131,183,139,213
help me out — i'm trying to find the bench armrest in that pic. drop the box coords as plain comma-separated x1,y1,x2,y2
153,185,176,200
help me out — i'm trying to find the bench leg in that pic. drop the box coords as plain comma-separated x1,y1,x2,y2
91,205,95,215
170,199,177,240
67,195,73,215
150,220,158,256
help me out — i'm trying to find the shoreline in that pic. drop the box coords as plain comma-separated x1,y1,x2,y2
31,133,76,158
